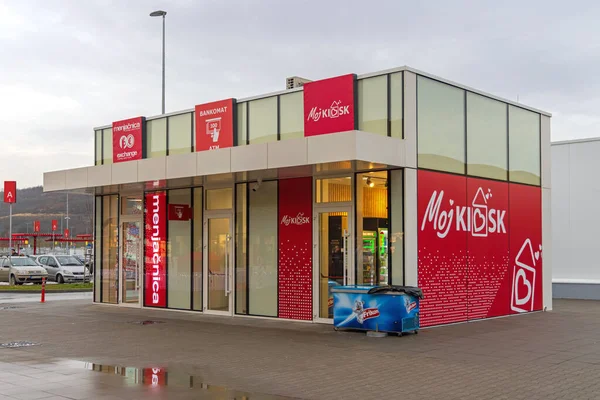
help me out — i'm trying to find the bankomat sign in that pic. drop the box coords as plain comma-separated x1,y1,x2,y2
195,98,235,151
112,117,144,163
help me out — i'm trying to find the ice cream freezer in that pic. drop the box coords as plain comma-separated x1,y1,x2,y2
330,285,423,335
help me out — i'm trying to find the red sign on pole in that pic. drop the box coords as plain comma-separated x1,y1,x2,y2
195,98,234,151
51,220,58,232
3,181,16,203
33,221,40,233
64,229,70,239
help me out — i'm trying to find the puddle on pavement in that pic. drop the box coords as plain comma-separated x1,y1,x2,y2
0,341,39,348
128,320,165,325
54,360,289,399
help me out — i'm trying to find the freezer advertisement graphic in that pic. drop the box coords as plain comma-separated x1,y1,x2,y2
333,292,419,332
417,170,542,327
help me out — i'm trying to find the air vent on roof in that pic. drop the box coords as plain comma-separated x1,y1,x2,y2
286,76,312,90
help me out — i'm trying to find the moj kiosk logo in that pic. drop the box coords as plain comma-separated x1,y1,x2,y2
511,238,542,313
421,187,507,239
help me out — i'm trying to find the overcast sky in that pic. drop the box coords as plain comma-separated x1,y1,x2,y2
1,0,598,188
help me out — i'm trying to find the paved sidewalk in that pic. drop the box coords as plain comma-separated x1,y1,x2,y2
0,299,600,399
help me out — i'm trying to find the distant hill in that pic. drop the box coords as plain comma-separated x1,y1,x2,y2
0,187,93,237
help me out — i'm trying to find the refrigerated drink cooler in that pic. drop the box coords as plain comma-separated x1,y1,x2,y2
331,285,422,335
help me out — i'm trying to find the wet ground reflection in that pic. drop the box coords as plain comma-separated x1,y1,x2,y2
52,360,290,399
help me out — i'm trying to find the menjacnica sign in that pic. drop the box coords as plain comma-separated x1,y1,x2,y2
145,192,166,307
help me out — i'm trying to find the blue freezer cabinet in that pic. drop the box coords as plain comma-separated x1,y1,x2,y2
331,285,422,335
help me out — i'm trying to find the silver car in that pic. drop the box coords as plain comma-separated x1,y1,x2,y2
36,255,90,284
0,256,48,285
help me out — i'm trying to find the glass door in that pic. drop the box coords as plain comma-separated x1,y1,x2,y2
203,214,233,314
314,206,353,321
120,219,142,305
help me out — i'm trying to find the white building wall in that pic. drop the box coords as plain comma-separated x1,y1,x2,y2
552,138,600,299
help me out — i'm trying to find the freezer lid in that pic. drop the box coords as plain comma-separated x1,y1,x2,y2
330,285,374,293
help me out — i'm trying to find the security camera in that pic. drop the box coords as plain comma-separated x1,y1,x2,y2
252,178,262,192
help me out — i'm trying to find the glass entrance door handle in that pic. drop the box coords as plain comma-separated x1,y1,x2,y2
225,234,231,296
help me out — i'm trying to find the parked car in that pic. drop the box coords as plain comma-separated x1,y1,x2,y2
36,255,90,284
0,256,48,285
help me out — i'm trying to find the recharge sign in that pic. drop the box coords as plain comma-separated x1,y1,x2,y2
195,98,234,151
113,117,144,163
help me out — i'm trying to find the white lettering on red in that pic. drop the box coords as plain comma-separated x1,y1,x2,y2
421,188,507,238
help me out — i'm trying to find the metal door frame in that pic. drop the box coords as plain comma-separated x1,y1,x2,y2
202,210,234,316
313,204,354,324
119,215,143,308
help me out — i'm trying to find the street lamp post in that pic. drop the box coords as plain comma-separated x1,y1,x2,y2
150,10,167,114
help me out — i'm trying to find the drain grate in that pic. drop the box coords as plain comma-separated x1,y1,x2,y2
0,341,39,349
128,320,165,325
0,306,21,310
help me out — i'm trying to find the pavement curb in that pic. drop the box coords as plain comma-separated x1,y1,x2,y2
0,289,93,294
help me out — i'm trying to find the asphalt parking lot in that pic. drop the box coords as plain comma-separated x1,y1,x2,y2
0,298,599,399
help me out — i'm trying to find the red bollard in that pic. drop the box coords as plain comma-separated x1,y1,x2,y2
40,277,46,303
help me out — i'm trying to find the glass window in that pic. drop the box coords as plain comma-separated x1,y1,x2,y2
168,113,192,155
94,197,101,302
279,92,303,140
167,189,191,310
358,75,388,136
101,195,118,303
192,188,203,311
390,73,403,138
466,93,508,180
206,188,232,210
509,106,541,185
417,77,465,174
248,97,277,144
356,171,389,286
235,184,247,314
95,130,102,165
102,128,113,165
120,196,143,215
390,170,404,285
146,118,167,158
236,102,247,146
248,180,278,316
315,177,352,203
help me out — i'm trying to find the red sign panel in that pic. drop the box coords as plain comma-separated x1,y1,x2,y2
466,178,510,320
168,204,192,221
64,229,70,238
145,192,167,308
303,74,355,137
417,170,543,327
195,98,234,151
51,220,58,232
417,170,468,327
278,177,313,320
508,183,543,314
112,117,144,163
3,181,16,204
33,221,40,233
